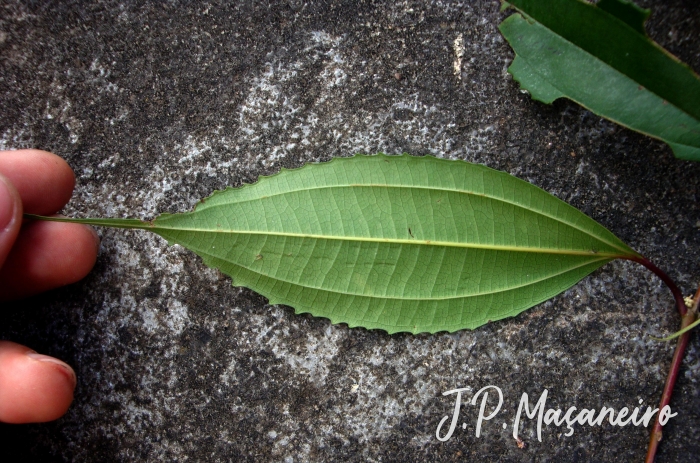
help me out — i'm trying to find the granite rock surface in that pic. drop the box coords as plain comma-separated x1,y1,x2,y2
1,1,699,461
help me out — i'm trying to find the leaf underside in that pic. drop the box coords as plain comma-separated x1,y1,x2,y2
136,154,636,334
500,0,700,162
34,155,639,333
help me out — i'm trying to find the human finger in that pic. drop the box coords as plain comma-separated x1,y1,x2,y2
0,149,75,215
0,219,99,300
0,340,76,423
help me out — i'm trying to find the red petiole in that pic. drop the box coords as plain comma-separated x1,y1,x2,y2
627,256,698,463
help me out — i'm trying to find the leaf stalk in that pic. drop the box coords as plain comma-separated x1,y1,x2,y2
629,256,687,317
23,213,152,230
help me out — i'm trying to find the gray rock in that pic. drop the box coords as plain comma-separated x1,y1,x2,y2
1,0,698,461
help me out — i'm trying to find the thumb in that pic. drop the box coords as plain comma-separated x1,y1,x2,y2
0,172,22,268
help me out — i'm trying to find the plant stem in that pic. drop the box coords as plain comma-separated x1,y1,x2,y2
631,256,699,463
632,257,687,318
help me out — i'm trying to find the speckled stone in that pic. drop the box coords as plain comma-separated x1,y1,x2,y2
1,1,699,461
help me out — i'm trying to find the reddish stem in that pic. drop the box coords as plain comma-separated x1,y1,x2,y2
626,257,698,463
631,257,687,317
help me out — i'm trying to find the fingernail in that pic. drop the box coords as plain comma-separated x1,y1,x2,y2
0,175,17,232
27,352,77,388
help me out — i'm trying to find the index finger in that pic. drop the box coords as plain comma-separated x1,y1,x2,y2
0,149,76,215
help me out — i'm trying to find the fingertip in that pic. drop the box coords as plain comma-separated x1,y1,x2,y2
0,221,99,300
48,221,100,284
0,150,76,215
0,341,76,423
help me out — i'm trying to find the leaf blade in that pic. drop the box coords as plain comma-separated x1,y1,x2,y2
149,154,638,334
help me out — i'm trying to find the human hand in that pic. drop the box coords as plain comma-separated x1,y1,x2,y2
0,149,99,423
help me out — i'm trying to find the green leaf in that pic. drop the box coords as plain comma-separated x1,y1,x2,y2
29,154,640,334
499,0,700,162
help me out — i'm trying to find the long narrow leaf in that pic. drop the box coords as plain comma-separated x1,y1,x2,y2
31,154,640,334
499,0,700,161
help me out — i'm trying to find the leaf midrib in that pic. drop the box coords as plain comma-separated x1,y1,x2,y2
157,226,624,258
186,182,631,255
